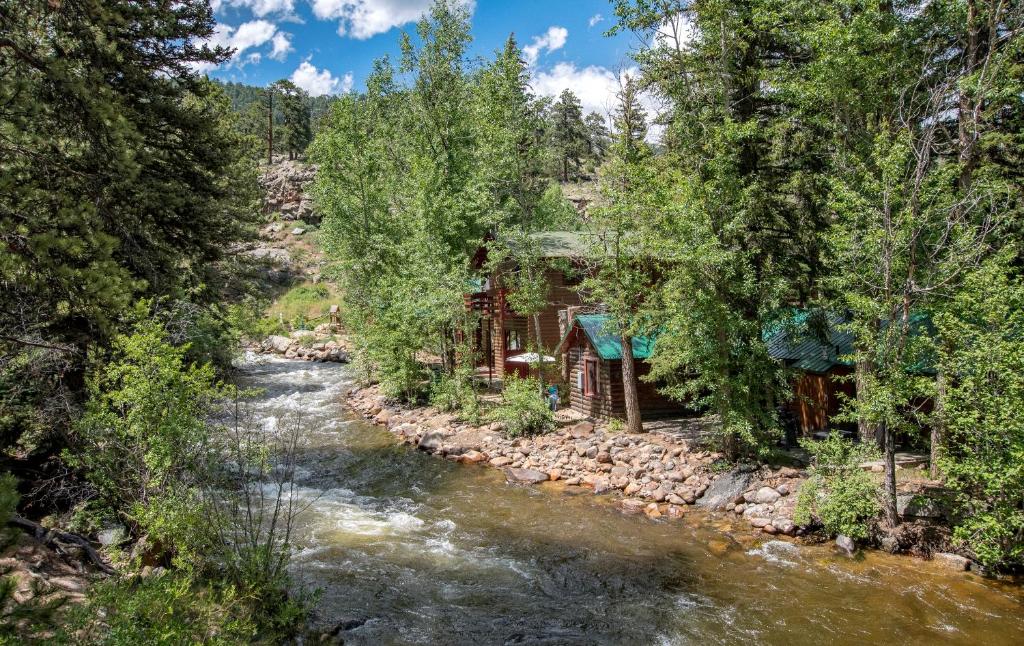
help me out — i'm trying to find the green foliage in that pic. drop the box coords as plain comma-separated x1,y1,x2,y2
491,376,554,438
69,317,228,566
794,434,881,539
58,571,302,645
429,364,481,423
936,258,1024,569
0,473,18,546
265,282,337,330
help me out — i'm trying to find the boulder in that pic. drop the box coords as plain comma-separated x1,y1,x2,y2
933,552,971,571
489,456,512,467
567,422,594,438
754,486,781,505
773,518,795,536
896,494,944,519
418,431,446,452
696,468,755,510
621,499,646,514
835,535,856,556
268,335,292,353
458,450,486,464
506,468,550,485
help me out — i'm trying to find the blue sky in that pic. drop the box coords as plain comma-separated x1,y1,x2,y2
202,1,644,119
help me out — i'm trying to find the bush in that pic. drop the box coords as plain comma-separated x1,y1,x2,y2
429,365,480,423
937,259,1024,570
69,318,229,567
794,434,880,540
491,376,554,438
58,571,303,645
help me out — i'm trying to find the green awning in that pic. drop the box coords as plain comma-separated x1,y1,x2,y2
570,314,655,361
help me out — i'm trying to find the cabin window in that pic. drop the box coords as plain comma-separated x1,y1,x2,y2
505,329,523,352
584,358,600,397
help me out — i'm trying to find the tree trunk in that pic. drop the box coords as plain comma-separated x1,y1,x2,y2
855,358,875,443
881,421,900,527
621,333,642,434
930,368,946,479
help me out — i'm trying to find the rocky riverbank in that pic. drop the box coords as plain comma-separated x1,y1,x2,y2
344,384,809,538
256,327,350,363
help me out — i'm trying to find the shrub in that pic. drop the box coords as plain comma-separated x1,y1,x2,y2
936,259,1024,570
491,376,554,438
69,318,229,567
58,570,304,645
429,365,480,423
794,434,880,540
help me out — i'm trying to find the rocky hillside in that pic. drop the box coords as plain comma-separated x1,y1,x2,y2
260,158,317,223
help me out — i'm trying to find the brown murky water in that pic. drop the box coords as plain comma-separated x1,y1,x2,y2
240,356,1024,645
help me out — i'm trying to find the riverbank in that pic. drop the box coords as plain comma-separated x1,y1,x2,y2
344,384,809,538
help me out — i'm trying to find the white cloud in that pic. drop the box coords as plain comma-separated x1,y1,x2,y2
588,13,603,28
290,61,352,96
246,52,263,65
191,19,293,72
310,0,475,40
522,26,568,66
532,62,619,117
212,0,297,18
531,62,663,142
270,31,293,60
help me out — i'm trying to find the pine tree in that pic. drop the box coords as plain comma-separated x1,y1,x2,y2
549,89,588,182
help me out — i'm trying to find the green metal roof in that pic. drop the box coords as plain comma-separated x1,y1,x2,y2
571,314,655,361
765,310,854,374
764,310,935,374
527,231,591,258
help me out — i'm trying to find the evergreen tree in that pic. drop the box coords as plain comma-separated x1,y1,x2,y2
0,0,258,447
549,89,588,182
610,0,824,455
584,112,611,165
272,79,313,160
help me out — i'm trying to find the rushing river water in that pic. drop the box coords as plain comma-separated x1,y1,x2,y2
238,355,1024,645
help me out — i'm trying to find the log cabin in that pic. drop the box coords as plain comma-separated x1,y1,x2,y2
464,232,589,380
555,313,691,420
765,311,857,438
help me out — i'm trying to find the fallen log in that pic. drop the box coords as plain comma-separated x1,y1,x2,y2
8,515,116,575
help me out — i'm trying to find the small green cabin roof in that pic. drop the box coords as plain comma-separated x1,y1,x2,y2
561,314,655,361
764,310,935,374
765,311,854,374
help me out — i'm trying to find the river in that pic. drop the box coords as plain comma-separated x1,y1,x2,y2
238,355,1024,645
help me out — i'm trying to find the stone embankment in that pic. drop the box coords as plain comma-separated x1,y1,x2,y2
345,384,808,537
257,326,350,363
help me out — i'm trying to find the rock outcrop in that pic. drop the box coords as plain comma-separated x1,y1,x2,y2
260,159,317,222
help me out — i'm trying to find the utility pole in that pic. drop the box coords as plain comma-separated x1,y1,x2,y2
267,86,274,164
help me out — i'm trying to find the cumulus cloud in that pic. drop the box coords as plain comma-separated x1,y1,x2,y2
588,13,603,28
522,26,568,66
311,0,475,40
290,61,352,96
270,31,293,60
531,62,663,142
191,19,293,72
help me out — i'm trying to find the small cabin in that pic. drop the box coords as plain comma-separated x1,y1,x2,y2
464,232,589,381
556,314,690,421
766,310,935,440
765,312,857,438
